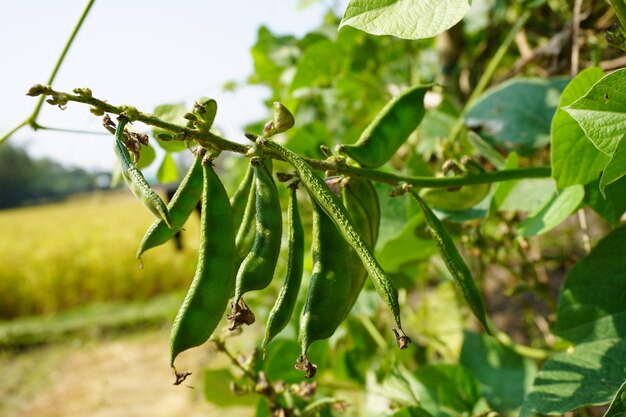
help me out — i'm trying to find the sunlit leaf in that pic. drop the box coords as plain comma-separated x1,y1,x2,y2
157,153,178,184
565,68,626,155
600,136,626,196
517,184,584,237
340,0,471,40
551,67,608,188
466,77,569,155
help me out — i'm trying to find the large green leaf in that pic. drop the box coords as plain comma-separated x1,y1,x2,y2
584,177,626,228
517,184,584,237
339,0,471,40
520,338,626,417
498,178,556,213
290,38,341,92
411,364,489,417
203,368,257,407
460,331,536,413
600,135,626,195
376,213,436,273
604,380,626,417
551,67,608,188
391,407,435,417
555,224,626,343
156,153,178,184
465,77,569,155
522,225,626,416
565,68,626,155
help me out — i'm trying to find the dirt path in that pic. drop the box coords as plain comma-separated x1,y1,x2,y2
1,328,253,417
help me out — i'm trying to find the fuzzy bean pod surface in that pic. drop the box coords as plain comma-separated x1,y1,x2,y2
136,151,204,259
170,155,236,369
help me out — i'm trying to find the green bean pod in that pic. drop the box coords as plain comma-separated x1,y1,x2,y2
114,117,173,228
229,163,255,229
298,200,352,378
338,85,429,168
261,139,409,349
136,151,204,259
262,183,305,351
170,155,236,372
409,190,491,334
340,178,380,319
228,156,282,329
234,182,257,269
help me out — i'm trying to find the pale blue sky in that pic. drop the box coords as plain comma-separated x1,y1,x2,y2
0,0,345,170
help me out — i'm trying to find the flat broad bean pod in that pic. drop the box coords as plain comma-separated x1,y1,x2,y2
228,156,282,330
260,138,410,349
262,182,305,353
298,199,353,378
113,117,173,228
340,178,380,321
337,85,429,168
136,150,204,259
170,153,237,381
408,189,492,334
229,163,255,230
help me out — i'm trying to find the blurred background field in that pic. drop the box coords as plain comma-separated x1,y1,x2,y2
0,189,200,319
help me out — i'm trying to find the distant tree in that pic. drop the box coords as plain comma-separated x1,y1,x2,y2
0,142,101,209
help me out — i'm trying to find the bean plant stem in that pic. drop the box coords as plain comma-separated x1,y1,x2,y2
29,86,553,189
0,0,96,145
29,0,96,127
447,8,533,143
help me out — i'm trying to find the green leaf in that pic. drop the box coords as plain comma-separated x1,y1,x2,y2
377,214,437,273
391,407,435,417
604,380,626,417
460,331,536,413
520,338,626,417
465,77,569,155
339,0,471,40
156,153,178,184
600,136,626,195
584,177,626,228
517,184,584,237
499,178,556,213
555,224,626,343
284,121,333,159
551,67,608,188
135,143,156,169
249,26,298,88
565,68,626,155
203,368,257,407
152,103,188,152
290,38,341,92
263,339,329,383
411,364,487,417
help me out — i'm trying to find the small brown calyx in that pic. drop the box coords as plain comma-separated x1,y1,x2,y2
393,328,411,349
173,369,192,385
294,354,317,379
227,298,256,330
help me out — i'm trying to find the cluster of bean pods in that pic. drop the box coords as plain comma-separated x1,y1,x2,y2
107,92,491,383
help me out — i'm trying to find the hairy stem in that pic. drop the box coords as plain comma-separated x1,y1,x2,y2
447,8,533,142
28,0,96,128
31,86,552,188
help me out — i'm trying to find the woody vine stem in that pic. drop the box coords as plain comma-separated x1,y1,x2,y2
27,85,551,189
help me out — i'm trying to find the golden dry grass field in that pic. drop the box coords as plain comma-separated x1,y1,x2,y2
0,189,201,319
